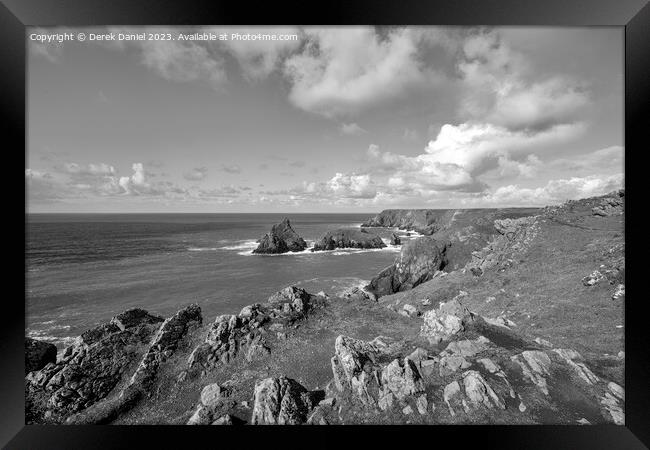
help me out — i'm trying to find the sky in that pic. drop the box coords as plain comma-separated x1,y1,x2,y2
26,26,624,213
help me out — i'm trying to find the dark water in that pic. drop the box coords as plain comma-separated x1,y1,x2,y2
26,213,420,349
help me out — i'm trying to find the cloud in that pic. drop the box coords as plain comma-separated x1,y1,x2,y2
288,160,306,168
282,27,446,117
213,26,302,80
183,166,208,181
340,122,367,136
402,128,419,142
458,30,590,131
221,164,242,174
475,174,623,207
258,163,269,170
138,40,227,89
61,162,116,176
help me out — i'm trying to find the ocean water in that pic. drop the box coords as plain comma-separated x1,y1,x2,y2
26,213,421,349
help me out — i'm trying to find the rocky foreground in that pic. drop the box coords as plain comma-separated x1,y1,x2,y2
25,190,625,425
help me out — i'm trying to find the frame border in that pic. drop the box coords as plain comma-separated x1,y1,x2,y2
4,0,648,447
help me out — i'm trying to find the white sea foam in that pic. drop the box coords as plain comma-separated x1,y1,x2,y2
188,247,219,252
219,240,259,252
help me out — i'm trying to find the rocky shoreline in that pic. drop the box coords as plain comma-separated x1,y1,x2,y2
25,190,625,425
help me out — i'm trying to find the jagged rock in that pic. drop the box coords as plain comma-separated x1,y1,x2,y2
123,304,202,399
268,286,312,313
311,229,386,252
420,293,474,344
25,307,167,421
401,304,419,317
331,335,382,406
200,383,227,408
110,308,164,331
443,381,462,416
439,355,471,376
380,358,425,402
600,391,624,425
612,284,625,300
306,406,329,425
367,237,449,297
390,233,401,245
582,270,605,286
251,376,313,425
551,349,599,385
484,315,517,329
442,336,491,358
25,338,57,375
253,218,307,254
511,350,552,395
342,287,376,302
591,195,623,217
534,338,553,348
406,348,429,363
462,370,506,410
212,414,233,425
466,216,539,275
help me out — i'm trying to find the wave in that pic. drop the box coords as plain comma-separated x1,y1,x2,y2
187,247,219,252
219,240,259,252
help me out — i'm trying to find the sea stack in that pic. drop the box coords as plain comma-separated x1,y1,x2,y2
253,218,308,254
311,229,386,252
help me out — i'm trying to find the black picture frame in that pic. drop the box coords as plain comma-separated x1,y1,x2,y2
3,0,648,448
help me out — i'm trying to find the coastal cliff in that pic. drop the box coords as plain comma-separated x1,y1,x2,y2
25,191,625,425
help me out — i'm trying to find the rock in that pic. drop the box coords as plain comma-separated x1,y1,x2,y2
511,350,552,395
311,229,386,252
611,284,625,300
200,383,226,408
123,304,202,396
420,294,474,344
534,338,553,348
608,382,624,401
25,307,167,420
341,287,376,302
402,304,418,317
251,376,313,425
591,196,623,217
380,358,425,402
402,405,413,415
367,237,449,297
390,233,401,245
462,370,506,410
212,414,233,425
439,355,471,376
110,308,164,331
406,348,429,363
416,395,429,415
582,270,604,286
600,392,624,425
493,216,537,237
25,338,57,374
442,336,491,358
551,349,599,385
484,315,517,329
319,397,336,408
361,209,454,235
443,381,462,416
330,335,382,406
253,218,307,254
420,359,437,377
268,286,312,312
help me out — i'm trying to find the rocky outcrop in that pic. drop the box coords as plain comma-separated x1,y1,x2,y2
390,233,401,245
367,237,449,298
361,209,456,235
187,383,237,425
25,308,166,423
253,218,308,254
420,292,475,344
122,304,202,398
187,287,326,373
466,216,539,276
592,191,624,216
330,335,427,413
25,338,57,374
341,286,376,302
251,377,315,425
311,229,386,252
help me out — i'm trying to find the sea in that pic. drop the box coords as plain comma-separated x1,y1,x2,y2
26,213,421,350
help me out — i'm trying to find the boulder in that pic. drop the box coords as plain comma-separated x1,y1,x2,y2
390,233,401,245
420,293,474,344
341,286,376,302
253,218,307,254
251,376,314,425
25,338,57,374
367,237,449,297
331,335,383,406
311,229,386,252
